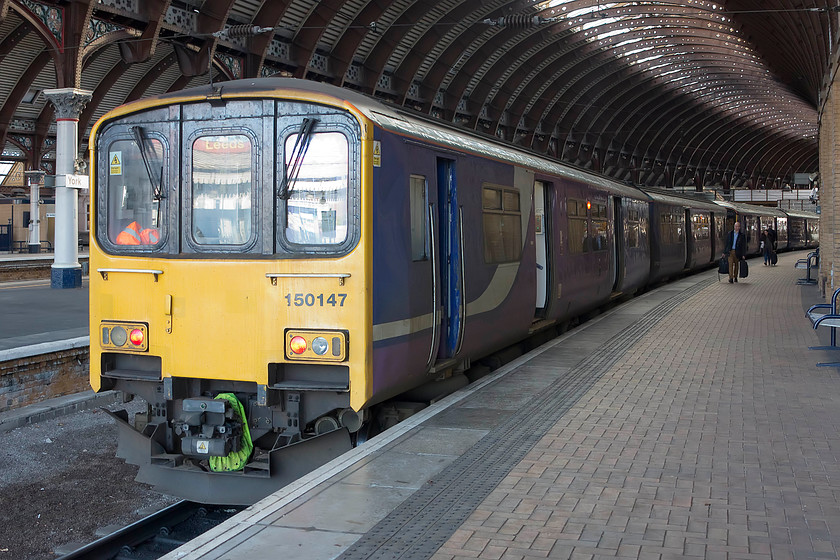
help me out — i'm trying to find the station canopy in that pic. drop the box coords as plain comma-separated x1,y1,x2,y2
0,0,830,190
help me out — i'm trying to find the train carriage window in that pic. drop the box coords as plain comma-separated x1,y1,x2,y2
192,134,253,245
568,199,588,254
591,203,608,251
105,137,166,247
692,214,710,239
626,206,641,249
410,175,428,260
283,132,349,246
482,184,521,263
660,212,684,244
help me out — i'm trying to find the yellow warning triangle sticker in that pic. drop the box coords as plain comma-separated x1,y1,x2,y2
111,154,120,166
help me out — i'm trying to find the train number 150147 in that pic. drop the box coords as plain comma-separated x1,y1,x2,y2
284,293,347,307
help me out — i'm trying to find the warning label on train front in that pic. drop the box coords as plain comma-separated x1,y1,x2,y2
372,141,381,167
109,152,121,175
196,440,209,454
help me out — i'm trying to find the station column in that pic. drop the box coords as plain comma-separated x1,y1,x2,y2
43,88,92,289
25,170,44,254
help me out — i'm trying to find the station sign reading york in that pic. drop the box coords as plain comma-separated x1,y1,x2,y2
64,174,89,189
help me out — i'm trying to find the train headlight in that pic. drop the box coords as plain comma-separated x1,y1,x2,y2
311,337,329,355
110,326,127,346
285,330,347,362
100,321,149,352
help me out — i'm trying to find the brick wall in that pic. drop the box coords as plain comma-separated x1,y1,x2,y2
0,347,90,413
820,64,839,297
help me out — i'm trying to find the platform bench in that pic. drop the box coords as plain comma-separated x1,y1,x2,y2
796,250,819,285
806,286,840,365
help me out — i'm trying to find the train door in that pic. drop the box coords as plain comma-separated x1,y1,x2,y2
608,196,617,290
612,197,624,291
534,181,549,314
684,208,692,269
435,158,463,359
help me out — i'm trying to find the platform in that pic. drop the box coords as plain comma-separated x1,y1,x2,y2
0,277,88,351
158,250,840,560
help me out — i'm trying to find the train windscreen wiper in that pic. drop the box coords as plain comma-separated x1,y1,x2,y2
278,117,317,200
131,126,165,201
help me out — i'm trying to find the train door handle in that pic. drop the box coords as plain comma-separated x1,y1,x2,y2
165,294,173,334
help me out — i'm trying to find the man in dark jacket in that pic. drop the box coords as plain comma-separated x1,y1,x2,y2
724,221,747,283
767,224,777,252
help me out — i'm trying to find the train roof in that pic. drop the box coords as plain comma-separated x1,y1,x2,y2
117,77,650,202
640,188,722,212
782,208,820,219
363,106,649,201
713,200,787,218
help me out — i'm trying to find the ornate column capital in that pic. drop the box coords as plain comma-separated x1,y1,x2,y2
43,88,93,120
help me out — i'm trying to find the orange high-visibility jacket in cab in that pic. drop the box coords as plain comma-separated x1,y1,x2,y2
116,221,159,245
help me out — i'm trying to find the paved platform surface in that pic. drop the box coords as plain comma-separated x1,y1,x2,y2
0,278,88,350
162,250,840,560
0,253,89,350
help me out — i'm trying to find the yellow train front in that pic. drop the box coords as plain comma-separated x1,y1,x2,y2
89,81,373,504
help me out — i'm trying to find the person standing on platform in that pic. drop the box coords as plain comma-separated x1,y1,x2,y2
767,224,777,265
724,221,747,283
760,227,771,266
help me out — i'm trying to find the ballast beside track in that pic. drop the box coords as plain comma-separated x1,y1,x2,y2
56,501,243,560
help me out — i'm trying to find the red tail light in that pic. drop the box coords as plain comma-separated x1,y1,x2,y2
289,336,307,354
129,328,145,346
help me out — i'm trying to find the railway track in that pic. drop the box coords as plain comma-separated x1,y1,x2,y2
56,500,243,560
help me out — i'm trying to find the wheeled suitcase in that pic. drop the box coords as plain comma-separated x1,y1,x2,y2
771,251,778,266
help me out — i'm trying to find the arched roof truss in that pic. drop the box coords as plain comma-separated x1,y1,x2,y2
0,0,829,188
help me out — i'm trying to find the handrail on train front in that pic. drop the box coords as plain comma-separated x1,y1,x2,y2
265,273,351,286
97,268,163,281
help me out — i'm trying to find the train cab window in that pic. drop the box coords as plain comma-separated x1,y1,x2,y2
283,132,349,246
105,136,166,247
410,175,428,261
482,184,521,263
191,134,253,245
568,199,588,254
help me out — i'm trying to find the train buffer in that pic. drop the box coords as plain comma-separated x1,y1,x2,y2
806,285,840,366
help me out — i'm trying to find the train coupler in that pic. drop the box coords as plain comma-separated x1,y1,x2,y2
175,397,244,458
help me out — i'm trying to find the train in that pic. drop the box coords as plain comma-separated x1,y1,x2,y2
88,78,819,505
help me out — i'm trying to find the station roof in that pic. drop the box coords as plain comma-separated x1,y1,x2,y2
0,0,830,191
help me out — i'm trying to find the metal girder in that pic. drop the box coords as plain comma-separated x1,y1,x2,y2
241,2,285,78
115,0,170,65
0,50,50,152
125,52,178,103
293,0,348,79
0,0,827,184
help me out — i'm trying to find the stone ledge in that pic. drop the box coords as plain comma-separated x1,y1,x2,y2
0,389,120,432
0,337,90,362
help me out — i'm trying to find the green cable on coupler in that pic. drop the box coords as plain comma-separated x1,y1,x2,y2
208,393,254,472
